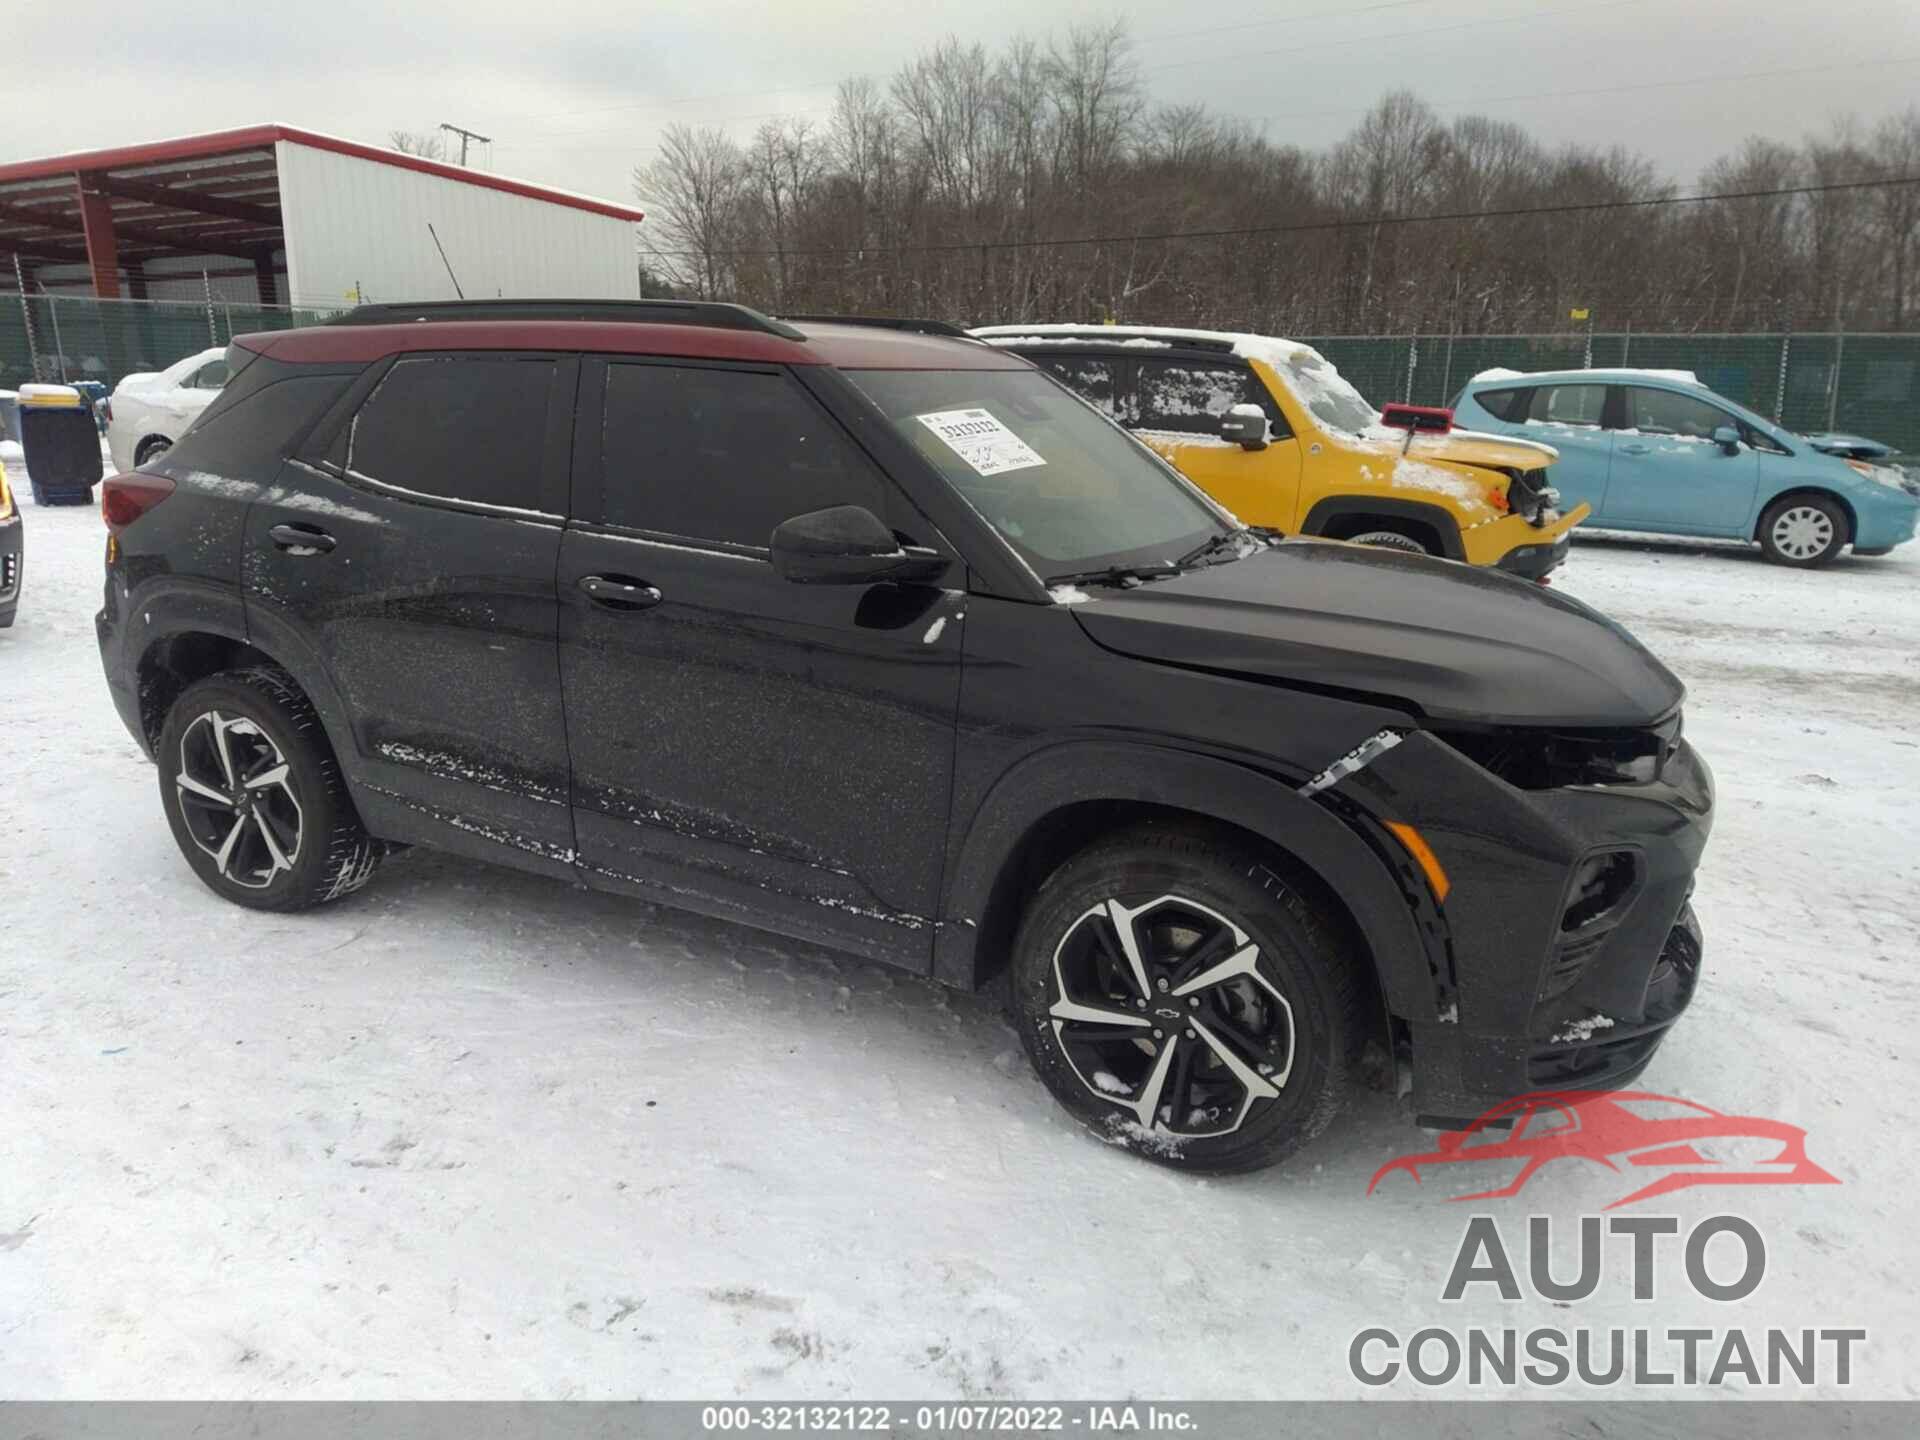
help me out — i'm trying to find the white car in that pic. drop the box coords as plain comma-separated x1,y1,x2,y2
107,346,231,472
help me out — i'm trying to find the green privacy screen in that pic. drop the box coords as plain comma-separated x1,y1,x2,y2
3,296,1916,455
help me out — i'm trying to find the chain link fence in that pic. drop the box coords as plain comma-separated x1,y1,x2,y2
1,293,340,394
1307,331,1920,457
5,295,1918,457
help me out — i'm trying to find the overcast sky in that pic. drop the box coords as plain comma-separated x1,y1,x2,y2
9,0,1919,209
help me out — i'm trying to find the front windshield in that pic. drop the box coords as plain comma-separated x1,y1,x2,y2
1274,350,1378,435
846,367,1230,580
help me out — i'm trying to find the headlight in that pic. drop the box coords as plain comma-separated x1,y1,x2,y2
0,463,13,520
1435,714,1679,789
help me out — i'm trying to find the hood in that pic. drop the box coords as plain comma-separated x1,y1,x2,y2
1802,432,1894,461
1387,428,1559,473
1071,540,1683,728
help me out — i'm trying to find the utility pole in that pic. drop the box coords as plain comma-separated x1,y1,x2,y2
438,122,491,167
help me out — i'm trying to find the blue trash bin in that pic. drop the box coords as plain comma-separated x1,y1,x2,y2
17,384,104,505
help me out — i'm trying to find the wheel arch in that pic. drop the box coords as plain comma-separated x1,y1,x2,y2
1300,496,1466,560
134,432,176,464
134,614,359,780
1755,486,1856,544
935,742,1438,1028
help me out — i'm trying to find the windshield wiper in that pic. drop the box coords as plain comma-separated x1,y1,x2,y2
1044,560,1180,590
1175,528,1254,570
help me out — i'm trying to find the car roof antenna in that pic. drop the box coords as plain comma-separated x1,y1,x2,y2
427,223,465,300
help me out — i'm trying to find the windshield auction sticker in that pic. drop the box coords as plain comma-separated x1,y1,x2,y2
916,408,1047,476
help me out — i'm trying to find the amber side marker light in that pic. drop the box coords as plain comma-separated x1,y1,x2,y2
1385,821,1451,903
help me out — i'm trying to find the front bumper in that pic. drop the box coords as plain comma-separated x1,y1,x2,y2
1346,729,1713,1125
0,513,22,627
1495,533,1571,582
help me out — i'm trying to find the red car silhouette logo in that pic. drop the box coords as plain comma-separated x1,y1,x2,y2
1367,1090,1839,1210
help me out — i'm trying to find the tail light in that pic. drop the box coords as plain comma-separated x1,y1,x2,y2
102,473,176,532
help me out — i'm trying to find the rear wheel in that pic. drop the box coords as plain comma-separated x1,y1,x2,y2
134,435,172,466
1758,494,1848,567
157,666,382,910
1008,825,1367,1173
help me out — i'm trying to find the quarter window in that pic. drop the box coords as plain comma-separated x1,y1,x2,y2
1137,359,1282,437
189,360,231,390
347,355,559,512
600,362,883,548
1474,387,1528,421
1624,387,1733,441
1525,384,1606,428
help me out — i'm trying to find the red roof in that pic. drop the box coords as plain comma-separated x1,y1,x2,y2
0,124,645,224
245,319,1029,370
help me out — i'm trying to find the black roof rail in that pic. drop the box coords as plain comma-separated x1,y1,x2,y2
780,314,973,339
324,299,806,340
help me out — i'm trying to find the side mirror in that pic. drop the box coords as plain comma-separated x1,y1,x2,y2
1711,424,1741,456
1219,404,1269,451
771,504,949,586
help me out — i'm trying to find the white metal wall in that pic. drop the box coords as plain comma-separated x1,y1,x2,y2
275,140,639,308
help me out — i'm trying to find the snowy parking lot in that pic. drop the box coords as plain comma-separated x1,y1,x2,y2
4,496,1918,1400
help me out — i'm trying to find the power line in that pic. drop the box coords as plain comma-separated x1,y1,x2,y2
644,172,1920,260
503,0,1651,144
502,0,1448,133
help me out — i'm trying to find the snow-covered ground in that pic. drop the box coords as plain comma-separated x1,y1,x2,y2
3,497,1917,1401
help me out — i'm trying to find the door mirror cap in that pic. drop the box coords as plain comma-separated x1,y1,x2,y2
1219,404,1269,450
771,505,950,586
1712,424,1741,455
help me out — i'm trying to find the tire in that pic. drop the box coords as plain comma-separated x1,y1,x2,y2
156,666,383,911
1758,494,1849,567
134,435,172,466
1007,824,1368,1174
1345,529,1429,554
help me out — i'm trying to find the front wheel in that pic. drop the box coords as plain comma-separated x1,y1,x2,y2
1345,529,1429,554
157,666,383,910
1008,825,1368,1174
1759,494,1849,567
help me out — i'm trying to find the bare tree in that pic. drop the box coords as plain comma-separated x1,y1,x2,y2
635,124,749,299
389,130,447,160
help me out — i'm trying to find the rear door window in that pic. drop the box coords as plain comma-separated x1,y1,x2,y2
599,362,885,549
1137,359,1284,437
1030,355,1132,424
347,354,562,513
1525,384,1607,428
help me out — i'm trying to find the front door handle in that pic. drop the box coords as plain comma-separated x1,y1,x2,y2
267,523,336,554
1618,443,1650,456
579,574,664,610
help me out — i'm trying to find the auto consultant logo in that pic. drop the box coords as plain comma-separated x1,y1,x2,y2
1367,1089,1839,1210
1352,1090,1858,1390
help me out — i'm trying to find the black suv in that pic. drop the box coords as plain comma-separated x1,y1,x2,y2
97,300,1712,1172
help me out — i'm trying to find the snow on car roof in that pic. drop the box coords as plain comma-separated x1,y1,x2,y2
1470,366,1701,386
972,323,1321,369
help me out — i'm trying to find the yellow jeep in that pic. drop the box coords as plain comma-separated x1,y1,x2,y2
972,325,1590,580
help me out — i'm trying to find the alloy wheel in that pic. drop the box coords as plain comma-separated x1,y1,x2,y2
174,710,303,889
1047,893,1295,1139
1770,505,1835,561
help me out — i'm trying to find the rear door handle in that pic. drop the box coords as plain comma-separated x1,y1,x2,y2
1618,443,1650,456
579,574,663,610
267,523,336,554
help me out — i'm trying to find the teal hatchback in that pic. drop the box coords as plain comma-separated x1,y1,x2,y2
1451,368,1919,567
